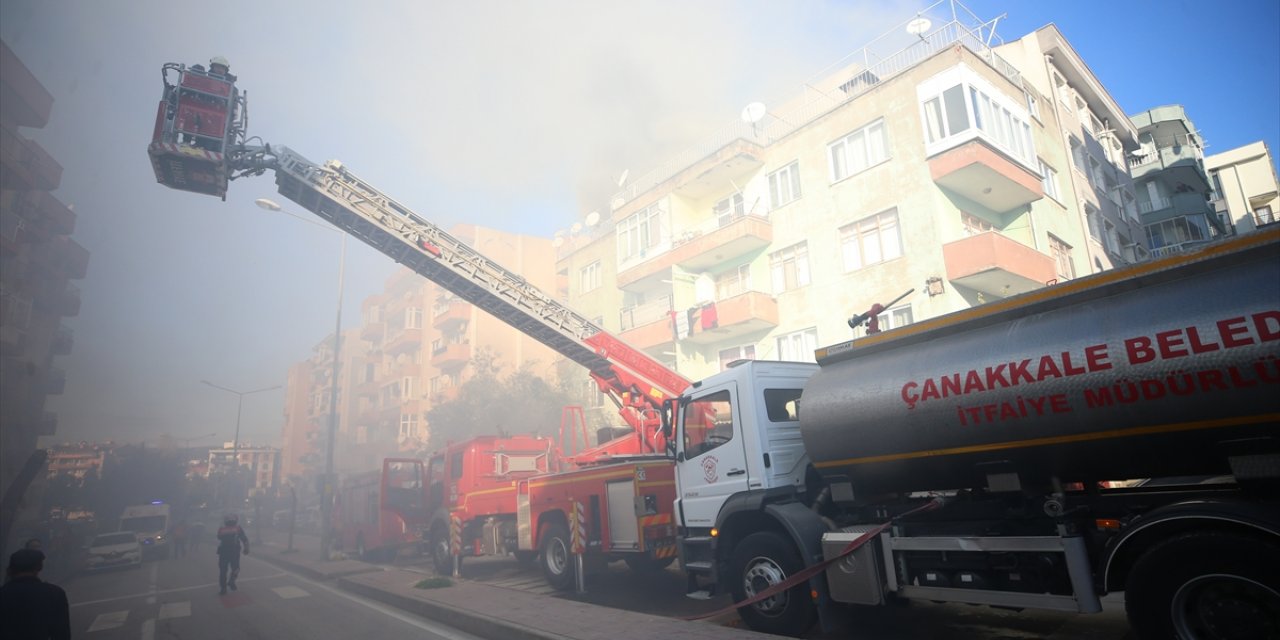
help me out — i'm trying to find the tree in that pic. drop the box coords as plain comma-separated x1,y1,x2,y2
425,348,574,453
94,445,187,522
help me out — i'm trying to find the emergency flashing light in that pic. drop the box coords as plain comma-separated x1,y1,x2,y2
151,500,165,505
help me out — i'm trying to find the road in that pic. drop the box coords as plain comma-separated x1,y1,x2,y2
62,549,481,640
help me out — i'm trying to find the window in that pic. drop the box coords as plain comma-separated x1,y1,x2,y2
1256,205,1275,226
1086,206,1102,240
854,306,913,338
923,85,970,143
1025,90,1040,121
450,452,464,479
1146,215,1211,249
1104,220,1120,256
681,390,734,459
768,161,802,208
1039,159,1060,200
718,345,756,371
922,82,1034,167
1070,137,1086,172
961,212,994,236
763,389,802,422
769,242,810,292
715,264,751,299
617,204,664,261
829,120,888,181
1053,72,1071,108
840,208,902,271
399,413,418,439
580,261,601,293
1048,234,1075,280
1,294,32,328
776,328,818,362
402,377,415,399
405,307,422,330
714,193,745,227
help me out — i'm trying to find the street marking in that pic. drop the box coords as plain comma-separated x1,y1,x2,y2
87,610,128,632
141,618,155,640
272,585,310,599
146,563,158,605
158,601,190,619
71,573,287,607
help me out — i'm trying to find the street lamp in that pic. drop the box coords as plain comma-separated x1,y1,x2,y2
200,381,280,507
255,197,346,561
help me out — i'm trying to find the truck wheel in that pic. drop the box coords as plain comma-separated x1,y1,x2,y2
730,531,816,636
624,555,675,573
540,523,575,591
1125,531,1280,640
430,526,454,575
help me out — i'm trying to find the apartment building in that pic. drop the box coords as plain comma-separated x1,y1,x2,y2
208,443,281,493
997,26,1144,271
46,442,111,483
1126,105,1222,258
557,7,1144,427
280,360,316,480
283,225,559,476
1206,141,1280,234
0,40,90,498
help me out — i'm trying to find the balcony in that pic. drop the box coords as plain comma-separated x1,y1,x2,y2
617,213,772,288
1,41,54,128
46,367,66,395
942,232,1057,297
34,236,90,280
384,326,422,356
361,321,384,341
618,299,675,351
1127,145,1208,191
929,139,1044,212
51,325,73,355
431,341,471,368
432,298,470,330
1138,192,1214,224
683,291,779,345
0,126,63,191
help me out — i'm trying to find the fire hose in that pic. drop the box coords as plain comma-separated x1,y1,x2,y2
681,498,944,621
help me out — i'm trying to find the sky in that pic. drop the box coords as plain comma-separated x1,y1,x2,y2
3,0,1277,448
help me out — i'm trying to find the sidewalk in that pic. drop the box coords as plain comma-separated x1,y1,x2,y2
253,528,771,640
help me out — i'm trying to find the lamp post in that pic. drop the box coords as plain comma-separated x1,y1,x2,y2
255,197,346,561
200,381,280,506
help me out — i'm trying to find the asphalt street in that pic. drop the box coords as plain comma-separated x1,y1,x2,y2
61,549,482,640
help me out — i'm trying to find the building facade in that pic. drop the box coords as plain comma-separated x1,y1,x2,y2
1126,105,1222,258
45,443,110,483
0,40,89,498
1206,141,1280,235
208,443,281,493
557,9,1156,430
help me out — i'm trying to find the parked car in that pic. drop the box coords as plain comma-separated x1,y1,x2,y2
85,532,143,571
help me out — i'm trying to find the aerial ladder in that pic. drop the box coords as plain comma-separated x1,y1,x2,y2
148,62,687,464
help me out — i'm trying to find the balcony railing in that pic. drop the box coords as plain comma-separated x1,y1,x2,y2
619,296,672,331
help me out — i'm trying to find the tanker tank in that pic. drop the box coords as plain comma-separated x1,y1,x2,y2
802,230,1280,497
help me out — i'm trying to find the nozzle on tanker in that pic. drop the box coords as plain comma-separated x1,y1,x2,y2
848,288,915,334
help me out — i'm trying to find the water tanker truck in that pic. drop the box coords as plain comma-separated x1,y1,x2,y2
669,229,1279,639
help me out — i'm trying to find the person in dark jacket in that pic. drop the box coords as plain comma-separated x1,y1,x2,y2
216,514,249,595
0,549,70,640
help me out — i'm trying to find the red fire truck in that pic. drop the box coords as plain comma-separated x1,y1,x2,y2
331,458,428,560
422,435,554,573
147,62,686,590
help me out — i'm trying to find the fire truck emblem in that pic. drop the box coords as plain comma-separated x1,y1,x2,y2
701,456,719,483
636,467,647,481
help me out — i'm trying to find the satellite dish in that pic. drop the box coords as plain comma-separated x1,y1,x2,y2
615,169,630,187
570,222,583,234
585,211,601,227
740,102,767,124
611,197,626,210
553,236,565,248
906,17,932,36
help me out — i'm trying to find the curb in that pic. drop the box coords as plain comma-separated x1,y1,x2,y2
338,576,574,640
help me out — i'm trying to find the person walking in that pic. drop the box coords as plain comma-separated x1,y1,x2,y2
216,515,249,595
0,549,71,640
189,520,205,553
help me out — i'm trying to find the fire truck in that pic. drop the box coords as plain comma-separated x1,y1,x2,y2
331,458,427,560
149,62,682,589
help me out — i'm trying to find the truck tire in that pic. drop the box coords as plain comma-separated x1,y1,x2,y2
729,531,816,636
540,523,575,591
1125,531,1280,640
430,525,454,575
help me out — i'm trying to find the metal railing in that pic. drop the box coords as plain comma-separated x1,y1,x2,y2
619,296,672,331
610,1,1021,207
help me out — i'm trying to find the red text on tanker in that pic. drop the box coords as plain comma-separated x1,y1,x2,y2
900,311,1279,411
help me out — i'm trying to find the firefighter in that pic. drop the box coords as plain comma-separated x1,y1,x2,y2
208,56,236,82
215,515,249,595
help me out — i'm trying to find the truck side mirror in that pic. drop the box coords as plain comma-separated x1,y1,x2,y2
660,398,674,439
